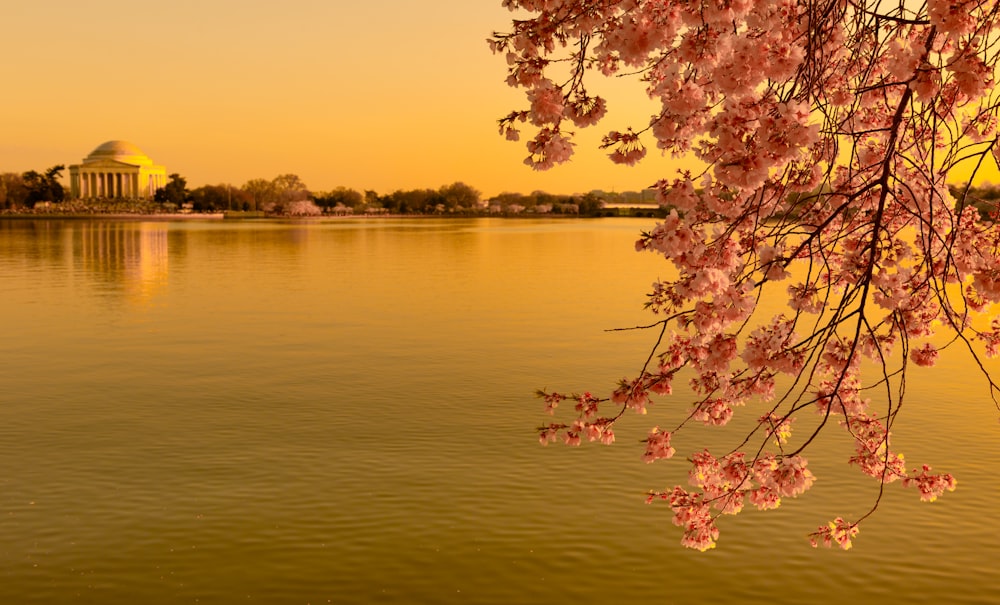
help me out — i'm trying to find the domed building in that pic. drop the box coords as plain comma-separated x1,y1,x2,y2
69,140,168,200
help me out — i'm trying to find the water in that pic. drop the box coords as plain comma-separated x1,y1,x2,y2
0,218,997,604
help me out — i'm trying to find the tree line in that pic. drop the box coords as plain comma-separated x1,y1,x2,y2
0,164,672,217
0,165,66,209
5,164,999,221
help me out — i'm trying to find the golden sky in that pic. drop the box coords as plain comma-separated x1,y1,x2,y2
0,1,686,198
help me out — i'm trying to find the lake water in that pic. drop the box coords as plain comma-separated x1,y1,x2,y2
0,217,997,604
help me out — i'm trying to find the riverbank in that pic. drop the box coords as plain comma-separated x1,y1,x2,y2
0,212,225,220
1,209,664,220
0,199,668,219
0,199,226,220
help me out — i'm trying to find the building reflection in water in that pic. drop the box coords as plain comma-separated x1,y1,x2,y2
74,222,170,305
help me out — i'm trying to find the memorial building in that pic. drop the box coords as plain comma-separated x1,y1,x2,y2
69,140,167,200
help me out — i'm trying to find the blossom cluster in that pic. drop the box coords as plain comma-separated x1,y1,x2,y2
499,0,1000,550
809,517,860,550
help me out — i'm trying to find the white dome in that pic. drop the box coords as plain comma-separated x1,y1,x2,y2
84,140,154,166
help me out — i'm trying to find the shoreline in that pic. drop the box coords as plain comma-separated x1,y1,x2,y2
0,211,631,221
0,212,226,221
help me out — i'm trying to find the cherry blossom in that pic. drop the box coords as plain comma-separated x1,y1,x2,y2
809,517,861,550
495,0,1000,550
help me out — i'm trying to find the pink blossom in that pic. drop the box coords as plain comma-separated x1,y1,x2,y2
668,487,720,551
910,343,939,367
602,129,647,166
500,0,998,550
692,398,735,426
903,465,957,502
566,94,607,127
563,430,582,447
523,128,574,170
928,0,976,38
611,378,651,414
809,518,860,550
642,427,676,463
527,80,564,125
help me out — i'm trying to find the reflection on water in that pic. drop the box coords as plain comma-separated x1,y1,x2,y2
0,218,997,605
75,222,170,304
0,220,171,306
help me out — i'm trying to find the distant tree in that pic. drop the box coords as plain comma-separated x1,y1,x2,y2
576,192,604,216
242,178,277,212
489,192,527,212
22,165,65,207
0,172,27,209
44,166,66,203
439,182,481,211
284,200,323,216
314,187,363,211
228,187,252,211
154,173,189,206
272,173,310,204
189,184,233,212
529,190,558,209
383,189,435,213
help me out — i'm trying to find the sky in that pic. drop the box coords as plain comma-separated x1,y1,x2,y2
0,1,685,198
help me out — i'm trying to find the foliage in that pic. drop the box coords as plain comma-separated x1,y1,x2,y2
487,190,605,214
438,181,482,210
0,172,27,209
242,178,278,212
241,174,310,213
22,165,65,207
494,0,1000,550
314,186,365,211
375,182,483,214
272,173,311,204
154,173,189,206
189,184,250,212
